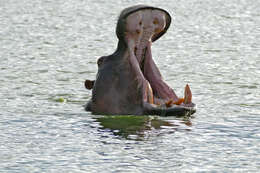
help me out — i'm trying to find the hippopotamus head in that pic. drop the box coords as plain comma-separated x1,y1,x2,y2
116,5,171,45
85,5,196,116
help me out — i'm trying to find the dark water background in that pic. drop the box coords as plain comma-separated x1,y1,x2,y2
0,0,259,172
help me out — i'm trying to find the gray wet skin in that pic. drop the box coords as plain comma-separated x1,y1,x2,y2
85,5,196,116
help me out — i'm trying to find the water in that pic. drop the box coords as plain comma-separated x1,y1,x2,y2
0,0,259,172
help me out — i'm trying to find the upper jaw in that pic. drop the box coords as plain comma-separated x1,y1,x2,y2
125,9,166,63
124,9,194,107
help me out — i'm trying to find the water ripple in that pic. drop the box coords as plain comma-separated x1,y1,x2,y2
0,0,260,172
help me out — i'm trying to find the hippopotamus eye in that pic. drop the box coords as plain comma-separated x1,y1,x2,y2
153,19,159,25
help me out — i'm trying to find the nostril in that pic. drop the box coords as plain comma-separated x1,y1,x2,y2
153,19,159,25
154,27,161,33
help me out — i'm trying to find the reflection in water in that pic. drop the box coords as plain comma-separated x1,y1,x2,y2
95,115,192,140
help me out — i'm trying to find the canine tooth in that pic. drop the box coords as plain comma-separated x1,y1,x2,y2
184,84,192,104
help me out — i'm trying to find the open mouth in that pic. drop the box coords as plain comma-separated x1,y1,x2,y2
125,9,193,107
84,5,196,116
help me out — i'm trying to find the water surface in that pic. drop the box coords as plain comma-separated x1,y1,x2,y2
0,0,259,172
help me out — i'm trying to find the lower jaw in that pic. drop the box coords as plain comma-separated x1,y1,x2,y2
132,39,180,107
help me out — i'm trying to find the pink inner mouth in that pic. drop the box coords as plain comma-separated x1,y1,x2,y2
125,9,181,105
124,9,193,107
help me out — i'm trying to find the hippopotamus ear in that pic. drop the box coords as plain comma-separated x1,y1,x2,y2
85,80,95,90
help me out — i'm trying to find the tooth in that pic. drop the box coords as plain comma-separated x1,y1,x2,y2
146,82,154,104
184,84,192,104
165,99,173,107
173,98,184,105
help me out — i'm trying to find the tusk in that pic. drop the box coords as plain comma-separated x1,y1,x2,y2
184,84,192,104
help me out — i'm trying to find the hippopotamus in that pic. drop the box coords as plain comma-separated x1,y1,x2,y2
85,5,196,116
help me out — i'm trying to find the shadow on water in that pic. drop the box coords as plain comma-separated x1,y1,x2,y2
94,115,192,140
